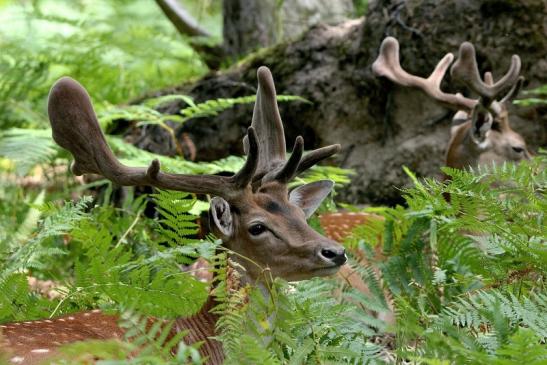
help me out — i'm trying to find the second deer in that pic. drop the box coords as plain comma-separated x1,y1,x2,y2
321,37,533,307
373,36,531,170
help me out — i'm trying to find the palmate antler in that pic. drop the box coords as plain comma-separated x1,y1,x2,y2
48,77,258,201
48,67,339,201
372,37,524,113
245,67,341,186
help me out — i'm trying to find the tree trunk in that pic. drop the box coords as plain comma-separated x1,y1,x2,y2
222,0,355,58
139,0,546,205
222,0,280,58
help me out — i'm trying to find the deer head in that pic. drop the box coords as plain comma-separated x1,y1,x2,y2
372,37,531,170
47,66,345,284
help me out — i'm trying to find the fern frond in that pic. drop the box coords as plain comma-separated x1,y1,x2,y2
0,128,60,175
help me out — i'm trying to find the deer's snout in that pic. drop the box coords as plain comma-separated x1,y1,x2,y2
318,245,347,266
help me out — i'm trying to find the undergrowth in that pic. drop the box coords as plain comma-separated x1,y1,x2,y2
2,154,544,364
0,1,545,363
0,0,209,130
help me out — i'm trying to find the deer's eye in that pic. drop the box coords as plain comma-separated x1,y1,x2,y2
512,146,525,153
248,224,267,236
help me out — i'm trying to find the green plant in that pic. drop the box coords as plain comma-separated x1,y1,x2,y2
514,84,547,106
342,156,546,363
0,0,209,130
1,153,544,364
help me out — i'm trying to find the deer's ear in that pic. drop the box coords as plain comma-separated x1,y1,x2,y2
209,197,234,238
470,105,493,145
289,180,334,219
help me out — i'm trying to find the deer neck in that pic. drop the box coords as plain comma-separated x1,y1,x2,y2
174,258,268,364
446,121,482,170
173,295,223,364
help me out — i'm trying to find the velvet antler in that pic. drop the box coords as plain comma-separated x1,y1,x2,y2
245,66,340,185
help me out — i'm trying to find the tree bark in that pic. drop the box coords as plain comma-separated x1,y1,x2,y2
155,0,211,37
223,0,280,58
222,0,355,59
139,0,547,205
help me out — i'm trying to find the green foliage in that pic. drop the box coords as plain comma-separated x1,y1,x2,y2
0,193,91,321
1,155,544,363
0,128,59,175
340,156,546,363
353,0,369,16
215,276,385,364
0,0,208,129
1,195,90,278
152,190,200,248
515,84,547,106
177,94,310,122
0,187,213,363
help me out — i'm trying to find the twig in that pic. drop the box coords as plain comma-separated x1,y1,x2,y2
155,0,210,38
115,210,142,248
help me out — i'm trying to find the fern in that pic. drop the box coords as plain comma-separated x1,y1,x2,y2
0,128,60,175
438,290,547,341
0,273,54,322
60,192,210,318
341,259,391,334
152,190,200,248
0,194,92,321
1,196,92,276
215,273,385,364
178,94,310,122
514,84,547,106
116,308,201,364
0,0,208,130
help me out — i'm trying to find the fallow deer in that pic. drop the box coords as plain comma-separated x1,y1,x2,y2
372,36,531,170
0,67,346,365
320,37,532,310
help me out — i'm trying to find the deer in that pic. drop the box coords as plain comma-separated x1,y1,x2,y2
0,67,347,365
322,36,533,245
319,37,533,313
372,36,531,170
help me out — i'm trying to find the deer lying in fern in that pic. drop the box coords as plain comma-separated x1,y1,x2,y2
324,36,533,243
320,37,533,319
373,36,531,170
0,67,346,365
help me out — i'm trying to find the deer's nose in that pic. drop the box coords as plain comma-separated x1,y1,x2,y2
320,247,347,266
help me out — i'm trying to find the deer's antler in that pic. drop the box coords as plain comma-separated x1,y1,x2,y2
372,37,524,113
48,77,258,201
372,37,477,111
450,42,522,104
246,66,340,185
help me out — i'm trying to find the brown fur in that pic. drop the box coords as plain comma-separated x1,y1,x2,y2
446,106,531,170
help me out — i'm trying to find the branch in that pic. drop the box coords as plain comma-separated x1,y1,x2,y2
155,0,211,38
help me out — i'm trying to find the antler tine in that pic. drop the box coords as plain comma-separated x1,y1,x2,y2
274,136,304,183
500,76,524,104
48,77,257,201
484,72,494,86
450,42,522,103
246,66,342,186
231,127,259,188
249,66,287,175
296,144,341,175
259,140,340,184
372,37,477,111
